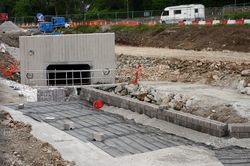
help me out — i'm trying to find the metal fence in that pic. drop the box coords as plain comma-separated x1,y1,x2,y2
8,6,250,25
222,3,250,17
25,68,131,87
8,10,162,25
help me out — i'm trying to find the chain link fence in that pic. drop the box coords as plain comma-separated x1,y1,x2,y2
8,6,250,25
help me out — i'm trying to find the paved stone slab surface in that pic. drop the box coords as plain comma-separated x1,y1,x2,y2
4,101,250,163
215,146,250,166
5,101,198,157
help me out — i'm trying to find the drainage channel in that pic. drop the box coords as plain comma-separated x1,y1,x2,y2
4,101,250,164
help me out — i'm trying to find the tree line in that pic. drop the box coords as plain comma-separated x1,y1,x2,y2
0,0,248,17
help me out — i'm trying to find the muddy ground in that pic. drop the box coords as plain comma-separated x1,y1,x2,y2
115,25,250,52
0,110,75,166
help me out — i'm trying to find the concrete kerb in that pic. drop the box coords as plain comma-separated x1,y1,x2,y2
229,123,250,138
80,86,248,138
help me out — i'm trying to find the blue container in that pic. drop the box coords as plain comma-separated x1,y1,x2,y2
39,22,53,32
51,17,65,27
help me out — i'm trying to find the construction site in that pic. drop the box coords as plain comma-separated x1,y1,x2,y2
1,9,250,165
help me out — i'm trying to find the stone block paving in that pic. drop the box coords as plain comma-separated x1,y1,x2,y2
4,101,250,162
5,101,198,157
215,146,250,166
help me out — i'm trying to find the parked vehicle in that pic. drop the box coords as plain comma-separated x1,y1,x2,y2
160,4,205,24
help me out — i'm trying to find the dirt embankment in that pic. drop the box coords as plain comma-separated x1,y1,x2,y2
117,54,250,88
115,26,250,52
0,110,75,166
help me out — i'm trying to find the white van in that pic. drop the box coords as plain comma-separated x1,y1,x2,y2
160,4,205,24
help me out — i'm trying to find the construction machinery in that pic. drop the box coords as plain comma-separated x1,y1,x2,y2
37,13,68,33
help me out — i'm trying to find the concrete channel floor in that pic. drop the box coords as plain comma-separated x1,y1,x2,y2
2,101,250,166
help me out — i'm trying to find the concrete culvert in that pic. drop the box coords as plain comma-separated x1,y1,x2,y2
46,64,91,86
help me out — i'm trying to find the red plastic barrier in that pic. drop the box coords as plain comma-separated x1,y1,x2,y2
220,20,228,24
178,21,185,25
191,20,198,24
205,20,213,25
0,13,8,21
236,19,244,24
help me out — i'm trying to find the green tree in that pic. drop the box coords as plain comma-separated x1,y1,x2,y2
0,0,17,16
1,0,248,17
152,0,175,10
13,0,32,16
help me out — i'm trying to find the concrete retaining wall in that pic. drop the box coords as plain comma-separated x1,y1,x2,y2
37,87,78,102
20,33,115,86
80,86,231,137
37,88,65,102
229,123,250,138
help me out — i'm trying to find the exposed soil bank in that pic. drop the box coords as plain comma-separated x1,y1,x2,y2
115,25,250,52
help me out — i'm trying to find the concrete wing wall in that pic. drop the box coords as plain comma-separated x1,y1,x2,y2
20,33,115,86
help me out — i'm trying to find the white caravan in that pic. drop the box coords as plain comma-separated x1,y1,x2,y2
160,4,205,24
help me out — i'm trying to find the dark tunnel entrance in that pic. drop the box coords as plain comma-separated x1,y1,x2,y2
46,64,91,86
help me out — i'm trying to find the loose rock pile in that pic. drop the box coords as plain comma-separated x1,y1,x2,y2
0,110,31,132
117,55,250,87
0,21,25,33
238,69,250,95
98,83,190,109
97,83,248,123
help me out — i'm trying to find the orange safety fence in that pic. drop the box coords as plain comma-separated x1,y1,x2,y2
70,19,141,27
17,19,156,28
0,64,20,77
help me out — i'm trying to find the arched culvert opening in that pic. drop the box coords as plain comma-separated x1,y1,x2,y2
46,64,91,86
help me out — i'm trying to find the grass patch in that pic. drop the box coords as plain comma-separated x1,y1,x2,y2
73,24,100,33
224,12,250,19
64,24,100,34
111,24,164,32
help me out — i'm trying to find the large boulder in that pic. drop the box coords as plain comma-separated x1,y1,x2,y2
241,69,250,76
237,80,247,93
245,87,250,95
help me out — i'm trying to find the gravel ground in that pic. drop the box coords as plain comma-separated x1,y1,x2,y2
115,46,250,63
116,46,250,88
